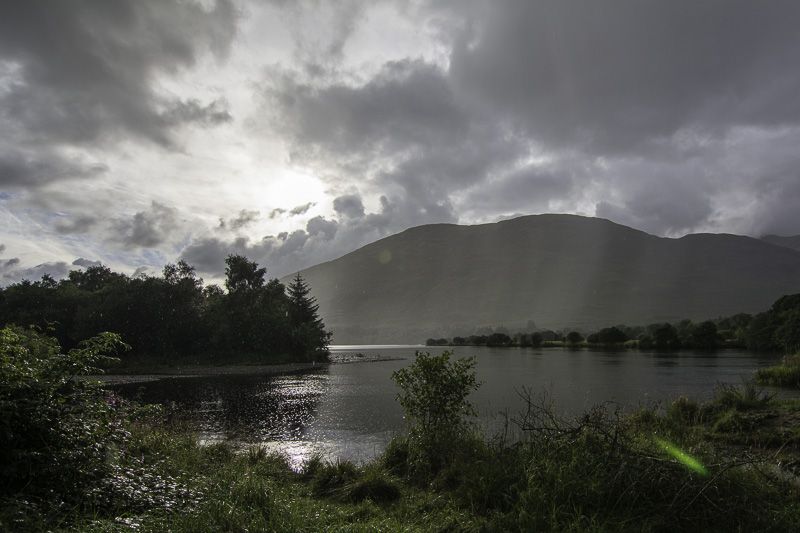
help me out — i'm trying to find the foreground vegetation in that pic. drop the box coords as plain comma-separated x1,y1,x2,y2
0,255,330,364
757,354,800,389
3,329,800,532
429,292,800,352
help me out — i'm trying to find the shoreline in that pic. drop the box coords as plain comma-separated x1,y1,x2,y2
92,362,326,385
92,354,409,385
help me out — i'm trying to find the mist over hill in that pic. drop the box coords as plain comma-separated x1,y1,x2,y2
288,215,800,343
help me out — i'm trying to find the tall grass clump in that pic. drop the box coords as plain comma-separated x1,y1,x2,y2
756,354,800,388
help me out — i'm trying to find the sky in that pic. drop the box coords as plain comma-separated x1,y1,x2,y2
2,0,800,285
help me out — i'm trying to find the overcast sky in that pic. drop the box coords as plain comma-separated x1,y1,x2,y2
2,0,800,284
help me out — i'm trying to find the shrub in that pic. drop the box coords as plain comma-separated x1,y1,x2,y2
391,351,480,477
0,326,128,513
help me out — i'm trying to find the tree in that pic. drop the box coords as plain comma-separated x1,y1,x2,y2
391,351,479,474
287,273,331,359
224,255,266,293
652,323,680,349
690,321,719,349
594,326,628,345
487,332,512,346
566,331,584,345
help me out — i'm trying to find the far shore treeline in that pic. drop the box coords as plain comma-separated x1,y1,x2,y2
427,293,800,353
0,255,331,364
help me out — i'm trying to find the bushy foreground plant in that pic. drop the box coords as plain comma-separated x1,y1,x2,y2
0,327,201,530
0,327,127,509
391,351,480,477
756,354,800,388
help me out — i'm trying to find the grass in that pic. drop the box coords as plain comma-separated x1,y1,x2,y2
756,354,800,388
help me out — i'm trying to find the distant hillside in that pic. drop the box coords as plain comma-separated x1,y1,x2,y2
290,214,800,343
762,234,800,252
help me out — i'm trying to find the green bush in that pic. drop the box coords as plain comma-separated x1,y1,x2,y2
0,327,128,513
391,351,480,477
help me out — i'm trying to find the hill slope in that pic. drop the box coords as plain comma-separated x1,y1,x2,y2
292,215,800,343
762,234,800,252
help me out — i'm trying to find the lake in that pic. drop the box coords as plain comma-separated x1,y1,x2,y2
113,345,787,468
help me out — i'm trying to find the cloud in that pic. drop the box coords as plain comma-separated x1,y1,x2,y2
113,201,180,248
161,98,233,127
333,194,365,218
442,0,800,152
306,216,338,240
0,244,5,254
0,145,107,187
0,0,239,192
289,202,315,215
72,257,102,268
179,194,408,278
260,1,800,239
1,260,70,284
219,209,260,230
54,214,98,234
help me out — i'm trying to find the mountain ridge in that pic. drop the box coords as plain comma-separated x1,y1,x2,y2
286,214,800,343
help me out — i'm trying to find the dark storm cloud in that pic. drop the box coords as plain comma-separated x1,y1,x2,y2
114,202,180,249
263,0,800,237
0,0,238,188
444,0,800,152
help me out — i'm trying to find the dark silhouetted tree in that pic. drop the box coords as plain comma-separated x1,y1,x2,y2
287,273,331,359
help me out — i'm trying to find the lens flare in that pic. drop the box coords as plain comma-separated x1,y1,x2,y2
655,437,708,476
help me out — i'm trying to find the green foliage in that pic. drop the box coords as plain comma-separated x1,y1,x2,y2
666,396,700,425
756,354,800,388
712,382,772,411
0,328,128,503
392,351,480,476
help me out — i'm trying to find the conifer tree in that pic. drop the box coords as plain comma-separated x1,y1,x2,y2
287,273,331,358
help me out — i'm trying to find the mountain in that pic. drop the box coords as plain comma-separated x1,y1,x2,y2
290,214,800,343
762,234,800,252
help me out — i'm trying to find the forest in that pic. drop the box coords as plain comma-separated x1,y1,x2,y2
0,255,331,364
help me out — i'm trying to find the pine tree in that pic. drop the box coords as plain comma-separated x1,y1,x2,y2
287,273,331,358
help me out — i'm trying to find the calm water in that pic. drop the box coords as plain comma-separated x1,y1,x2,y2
113,345,786,467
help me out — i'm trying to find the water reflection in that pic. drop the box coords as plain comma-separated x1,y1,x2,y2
115,369,329,443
